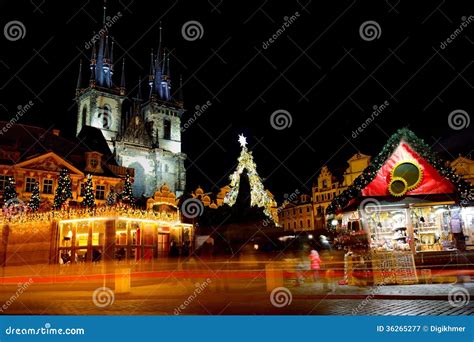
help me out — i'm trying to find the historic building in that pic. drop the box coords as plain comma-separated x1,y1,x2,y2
75,12,186,198
450,155,474,186
0,122,132,208
279,194,314,231
312,153,371,228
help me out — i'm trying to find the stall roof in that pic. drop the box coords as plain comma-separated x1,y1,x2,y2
327,128,473,214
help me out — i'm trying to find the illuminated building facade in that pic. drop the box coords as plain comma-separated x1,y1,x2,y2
0,123,132,208
0,205,193,267
75,8,186,197
279,194,314,231
312,153,371,228
450,156,474,186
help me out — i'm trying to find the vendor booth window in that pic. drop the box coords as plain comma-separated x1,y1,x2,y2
411,205,460,252
362,207,411,252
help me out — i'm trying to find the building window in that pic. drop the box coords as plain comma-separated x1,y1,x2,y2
25,177,37,193
323,180,328,188
0,175,8,191
293,222,296,229
299,208,302,214
306,207,310,212
43,179,54,194
95,185,105,200
300,221,303,228
164,164,169,173
82,106,87,126
163,119,171,140
307,219,311,227
90,159,98,168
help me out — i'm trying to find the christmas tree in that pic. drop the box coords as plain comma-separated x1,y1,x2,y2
223,134,277,221
121,173,134,205
82,174,95,209
106,187,117,206
28,182,40,212
3,176,17,202
53,168,73,210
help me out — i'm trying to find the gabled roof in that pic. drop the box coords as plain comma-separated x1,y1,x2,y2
0,122,124,178
15,151,84,176
327,128,473,213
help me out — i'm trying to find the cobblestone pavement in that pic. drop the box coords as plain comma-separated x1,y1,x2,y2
5,297,474,316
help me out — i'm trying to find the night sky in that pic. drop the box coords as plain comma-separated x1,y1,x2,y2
1,0,473,201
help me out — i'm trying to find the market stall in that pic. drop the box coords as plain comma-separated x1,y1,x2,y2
328,128,473,284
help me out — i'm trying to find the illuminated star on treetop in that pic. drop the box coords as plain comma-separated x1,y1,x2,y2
238,134,247,148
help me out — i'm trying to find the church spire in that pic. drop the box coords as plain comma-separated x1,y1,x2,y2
177,74,184,106
76,59,83,94
120,58,126,95
88,0,113,89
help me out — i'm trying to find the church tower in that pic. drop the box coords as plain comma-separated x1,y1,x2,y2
75,2,126,151
142,25,184,154
113,26,186,197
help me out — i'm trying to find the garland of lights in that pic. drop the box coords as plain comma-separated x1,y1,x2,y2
327,128,473,214
0,204,183,226
223,134,277,221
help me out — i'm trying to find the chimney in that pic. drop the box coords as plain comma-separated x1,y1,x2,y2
52,129,60,136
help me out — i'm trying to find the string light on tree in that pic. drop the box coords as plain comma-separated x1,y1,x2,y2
28,182,40,212
53,168,73,210
82,174,95,209
122,173,134,206
224,134,277,221
3,176,17,202
106,187,117,206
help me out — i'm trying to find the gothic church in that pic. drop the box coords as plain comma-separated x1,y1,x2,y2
75,8,186,197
